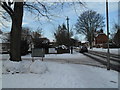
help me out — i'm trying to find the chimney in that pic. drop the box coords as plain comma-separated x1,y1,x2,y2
100,29,103,33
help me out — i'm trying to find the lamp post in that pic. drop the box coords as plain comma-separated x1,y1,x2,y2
66,16,70,49
106,0,110,70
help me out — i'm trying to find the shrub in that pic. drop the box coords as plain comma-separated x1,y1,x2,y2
21,40,29,56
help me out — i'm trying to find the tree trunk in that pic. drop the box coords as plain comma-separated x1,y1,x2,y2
9,2,23,61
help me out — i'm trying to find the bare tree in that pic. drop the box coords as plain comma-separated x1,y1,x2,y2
0,6,11,28
54,23,73,46
0,1,84,61
31,27,43,39
113,24,120,46
75,10,105,48
0,1,52,61
110,23,119,40
0,1,24,61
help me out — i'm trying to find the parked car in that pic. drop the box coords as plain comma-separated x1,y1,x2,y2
79,46,88,53
55,45,70,54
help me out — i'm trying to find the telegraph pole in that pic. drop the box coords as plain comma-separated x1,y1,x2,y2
106,0,110,70
66,16,70,49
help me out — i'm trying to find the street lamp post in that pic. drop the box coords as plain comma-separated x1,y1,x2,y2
106,0,110,70
66,16,70,49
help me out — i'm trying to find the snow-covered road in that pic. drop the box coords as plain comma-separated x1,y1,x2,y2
44,53,105,67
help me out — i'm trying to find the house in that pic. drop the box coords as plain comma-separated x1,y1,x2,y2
94,29,108,47
49,40,56,48
81,41,89,46
0,33,10,53
70,38,81,47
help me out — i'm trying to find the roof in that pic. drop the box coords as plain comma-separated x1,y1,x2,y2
97,33,107,37
95,33,107,37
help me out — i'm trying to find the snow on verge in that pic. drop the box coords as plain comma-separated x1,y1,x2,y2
3,61,118,88
2,60,48,74
3,60,20,74
30,60,48,74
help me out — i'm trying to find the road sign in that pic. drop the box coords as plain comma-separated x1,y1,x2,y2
31,48,45,61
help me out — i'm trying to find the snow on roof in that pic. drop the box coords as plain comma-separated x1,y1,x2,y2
95,33,107,37
81,41,89,43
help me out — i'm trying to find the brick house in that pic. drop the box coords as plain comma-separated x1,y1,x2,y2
94,29,108,47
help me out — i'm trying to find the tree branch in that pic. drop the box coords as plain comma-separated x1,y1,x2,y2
0,2,13,18
24,3,49,19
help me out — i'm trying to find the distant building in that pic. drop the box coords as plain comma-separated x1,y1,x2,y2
0,33,10,53
81,41,89,46
49,40,56,47
70,38,81,47
94,29,108,47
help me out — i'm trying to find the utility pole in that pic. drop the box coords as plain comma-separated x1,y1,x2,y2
66,16,70,50
106,0,110,70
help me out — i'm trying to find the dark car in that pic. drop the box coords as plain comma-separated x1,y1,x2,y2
56,45,70,54
79,46,88,53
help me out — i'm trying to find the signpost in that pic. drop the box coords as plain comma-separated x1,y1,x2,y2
31,48,45,62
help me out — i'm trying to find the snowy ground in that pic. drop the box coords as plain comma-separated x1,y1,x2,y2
90,48,120,55
1,52,105,68
1,50,119,88
2,59,118,88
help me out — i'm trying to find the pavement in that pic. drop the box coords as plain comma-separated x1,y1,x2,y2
0,50,106,68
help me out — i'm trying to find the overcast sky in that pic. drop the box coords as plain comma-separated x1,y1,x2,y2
1,1,119,41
